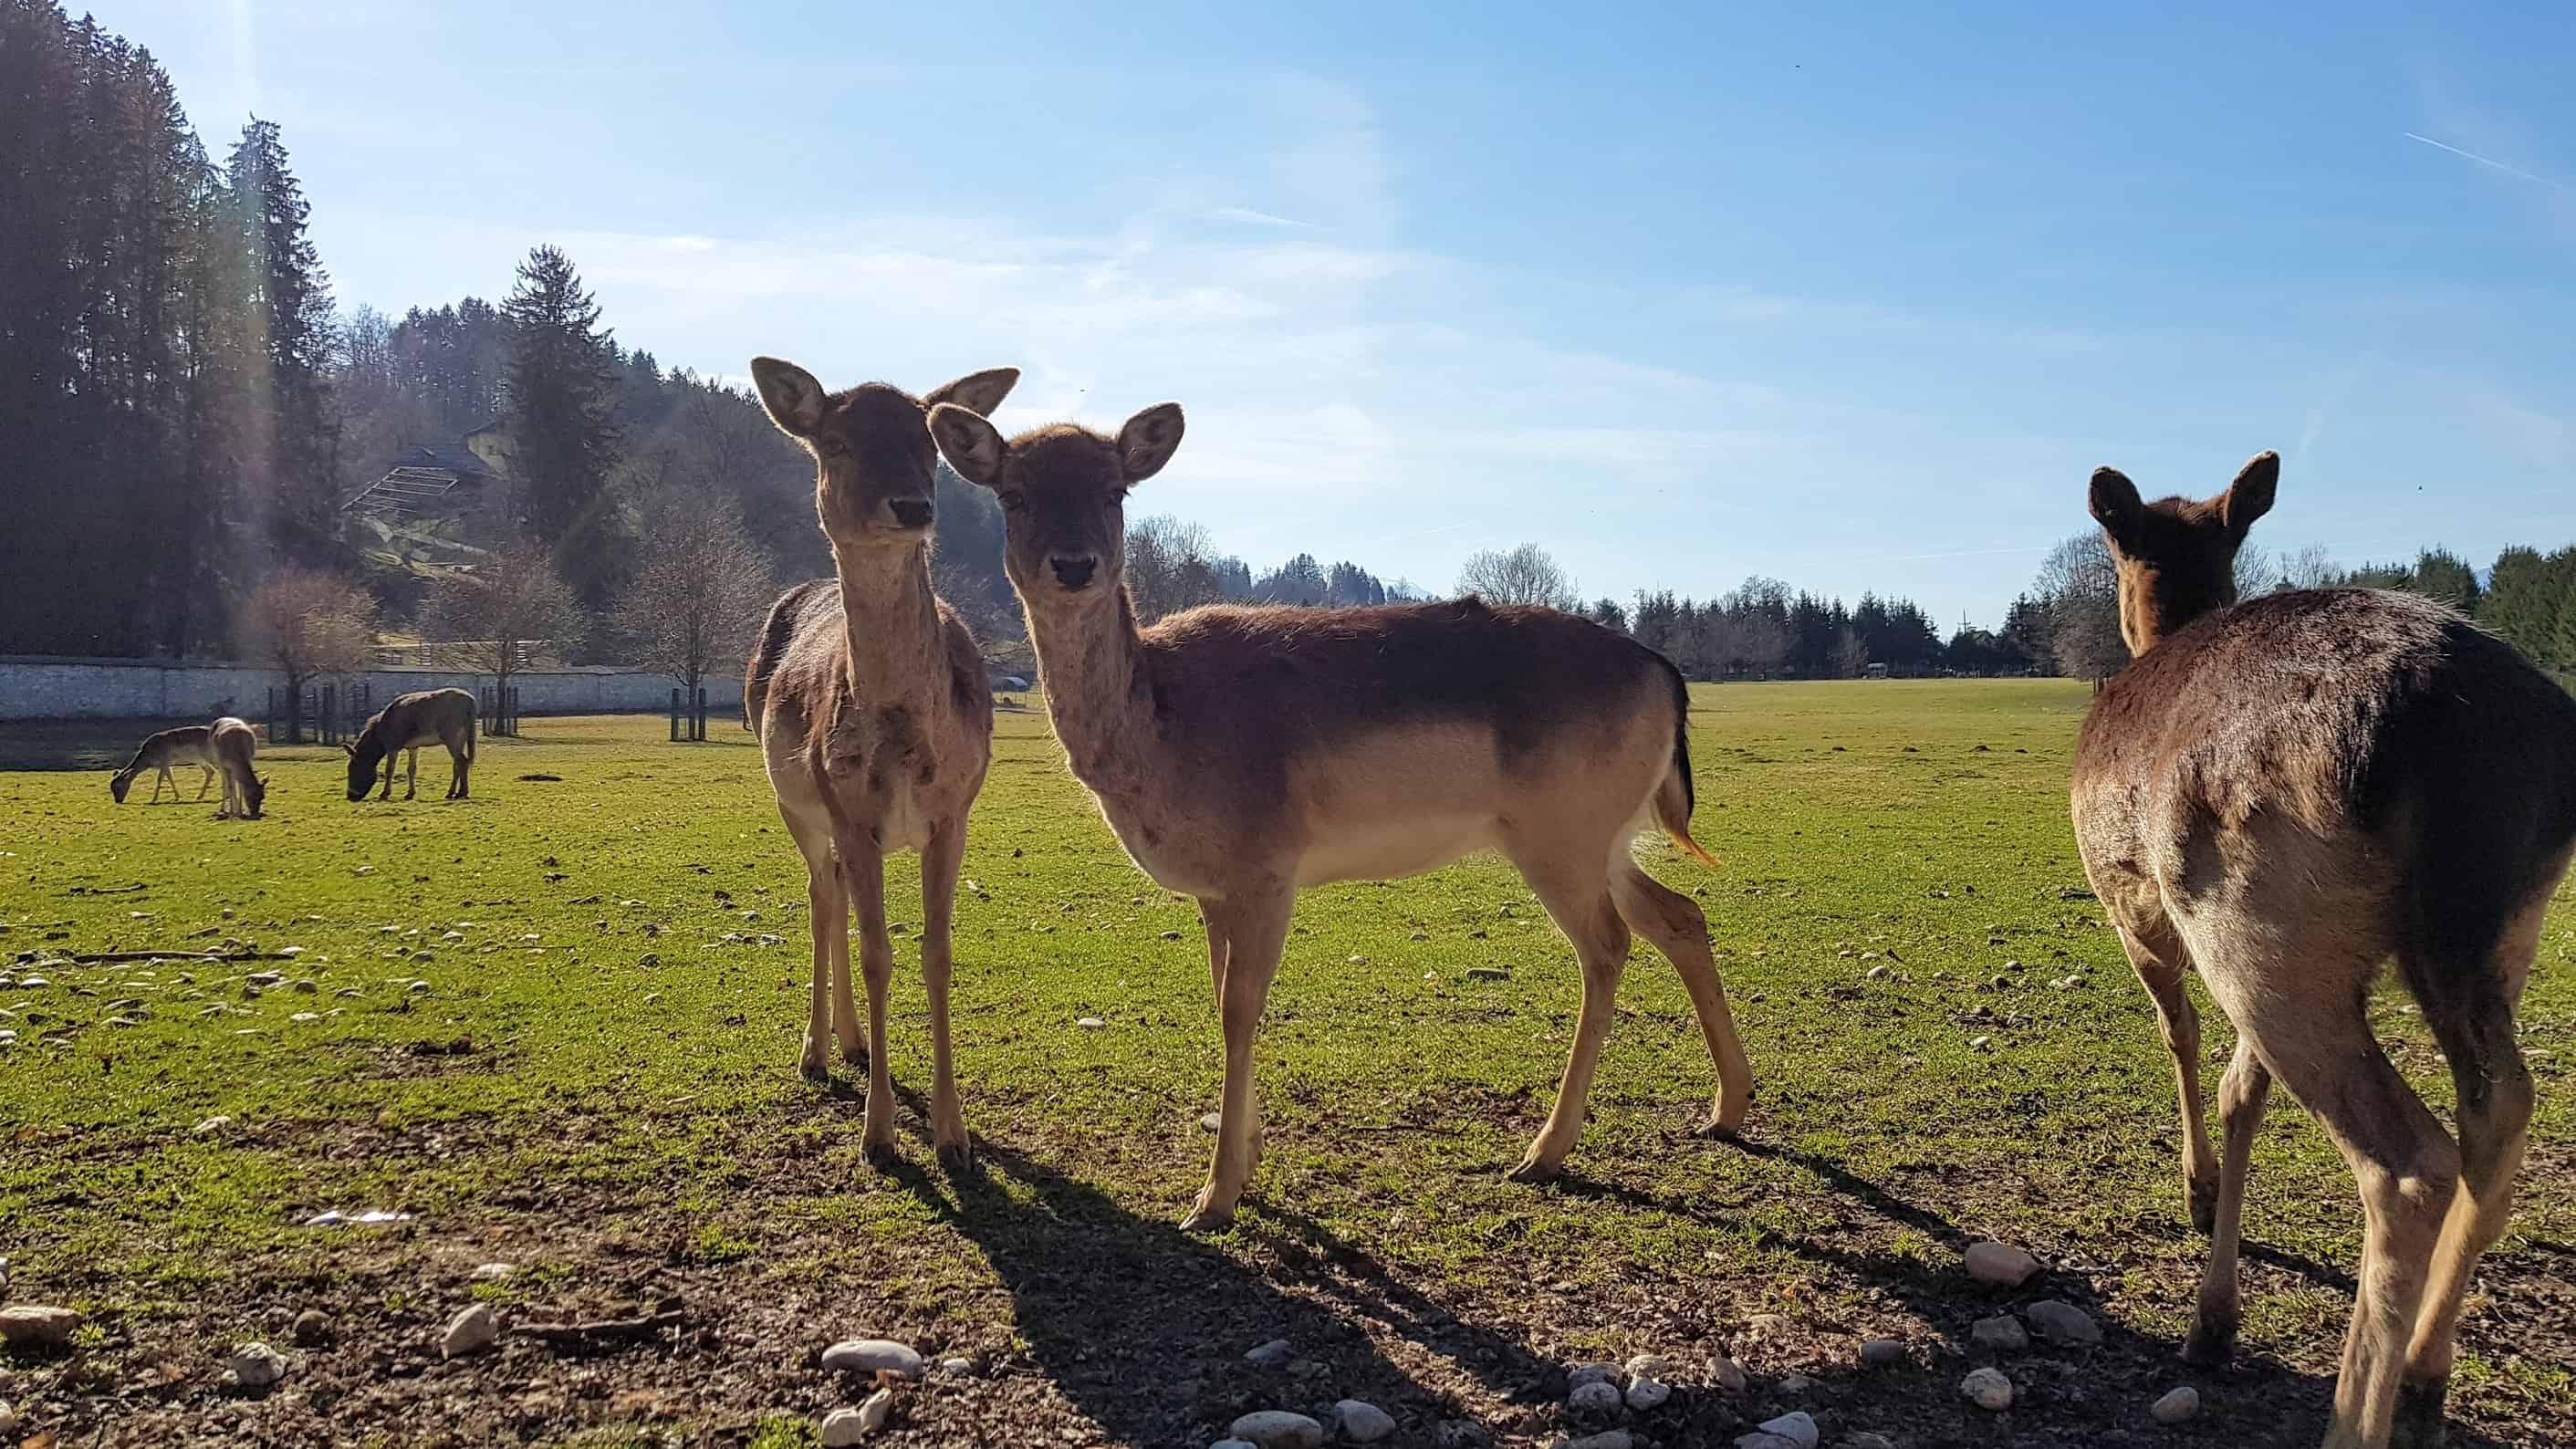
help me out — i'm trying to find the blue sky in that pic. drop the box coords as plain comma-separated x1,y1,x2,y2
101,1,2574,628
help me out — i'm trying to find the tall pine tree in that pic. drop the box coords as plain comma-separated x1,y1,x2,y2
501,244,622,617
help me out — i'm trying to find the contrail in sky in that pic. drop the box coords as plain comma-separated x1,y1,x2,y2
2403,132,2572,192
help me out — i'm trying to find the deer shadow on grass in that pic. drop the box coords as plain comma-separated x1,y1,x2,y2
870,1096,1559,1448
1539,1132,2516,1449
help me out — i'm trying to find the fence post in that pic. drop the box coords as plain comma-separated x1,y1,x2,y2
507,687,519,737
319,684,335,745
671,688,682,742
694,686,707,741
266,685,277,737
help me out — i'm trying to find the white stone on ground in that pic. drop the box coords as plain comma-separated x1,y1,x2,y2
1623,1376,1670,1411
193,1115,234,1135
822,1338,924,1379
1623,1353,1671,1381
1568,1360,1620,1387
2152,1385,2200,1423
1244,1338,1293,1366
2023,1299,2101,1347
1227,1409,1326,1449
1971,1314,2028,1351
1336,1400,1396,1443
1751,1411,1820,1448
1710,1355,1748,1391
441,1303,497,1359
470,1262,515,1282
1960,1366,2014,1411
937,1356,973,1377
229,1341,287,1388
0,1304,81,1348
0,1400,16,1433
1964,1241,2039,1287
1859,1338,1905,1368
1075,1016,1106,1028
1567,1380,1622,1413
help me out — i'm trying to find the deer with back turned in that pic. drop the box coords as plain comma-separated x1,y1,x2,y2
743,357,1016,1165
2070,451,2576,1449
929,398,1752,1230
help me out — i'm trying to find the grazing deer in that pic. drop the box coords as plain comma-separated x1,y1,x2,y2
2072,452,2576,1449
345,687,477,801
111,724,221,805
744,357,1016,1165
209,716,266,819
928,401,1751,1230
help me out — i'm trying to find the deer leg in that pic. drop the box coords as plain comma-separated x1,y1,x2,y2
2120,920,2221,1232
2186,1037,2273,1363
1185,881,1290,1232
921,818,970,1168
793,829,840,1084
841,830,897,1162
194,766,214,801
377,755,393,800
150,766,171,804
2197,968,2455,1449
1612,858,1754,1136
2393,869,2554,1447
404,746,419,800
1506,847,1632,1182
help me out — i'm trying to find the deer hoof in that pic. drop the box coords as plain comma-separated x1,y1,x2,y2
1179,1204,1236,1234
1505,1152,1563,1184
936,1139,975,1173
2181,1310,2237,1367
2392,1376,2449,1449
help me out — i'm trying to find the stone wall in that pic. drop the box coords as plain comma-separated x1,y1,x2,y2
0,655,743,723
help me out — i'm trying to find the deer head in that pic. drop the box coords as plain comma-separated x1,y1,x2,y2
110,768,135,804
927,401,1185,610
750,358,1018,549
243,774,269,819
2088,450,2279,655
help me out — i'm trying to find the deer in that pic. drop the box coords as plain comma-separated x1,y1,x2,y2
2070,451,2576,1449
110,719,265,817
743,357,1017,1166
208,716,266,819
345,687,477,801
110,724,223,805
927,400,1753,1231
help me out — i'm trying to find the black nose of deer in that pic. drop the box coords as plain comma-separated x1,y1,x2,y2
1049,556,1098,590
888,498,933,529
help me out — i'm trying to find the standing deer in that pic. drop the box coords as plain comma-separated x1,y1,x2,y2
110,719,265,818
744,357,1016,1166
2071,452,2576,1449
209,716,266,819
345,687,477,801
928,400,1751,1230
111,724,222,804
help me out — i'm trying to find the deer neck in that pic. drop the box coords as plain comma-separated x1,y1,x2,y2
1024,586,1153,784
831,538,944,712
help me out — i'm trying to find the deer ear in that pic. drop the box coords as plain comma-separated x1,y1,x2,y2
749,357,828,439
2088,466,2146,553
927,403,1007,486
1115,403,1185,484
341,742,356,756
2220,451,2279,538
923,367,1018,418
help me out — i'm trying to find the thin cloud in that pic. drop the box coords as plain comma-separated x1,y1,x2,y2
2403,131,2572,192
1207,205,1319,230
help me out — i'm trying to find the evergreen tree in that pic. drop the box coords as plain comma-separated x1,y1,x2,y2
218,117,341,568
501,245,623,615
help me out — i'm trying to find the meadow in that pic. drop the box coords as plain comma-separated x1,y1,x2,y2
0,681,2569,1448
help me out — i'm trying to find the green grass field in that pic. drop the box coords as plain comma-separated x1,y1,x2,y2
2,682,2570,1448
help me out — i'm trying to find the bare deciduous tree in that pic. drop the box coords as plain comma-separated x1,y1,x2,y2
243,568,377,742
1126,514,1228,623
617,491,776,704
1456,543,1579,610
2278,544,2341,591
2033,530,2129,683
425,545,589,699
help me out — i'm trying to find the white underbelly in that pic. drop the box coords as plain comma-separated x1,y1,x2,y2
1294,813,1495,888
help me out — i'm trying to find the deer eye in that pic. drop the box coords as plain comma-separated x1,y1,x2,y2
814,437,848,458
997,490,1027,513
